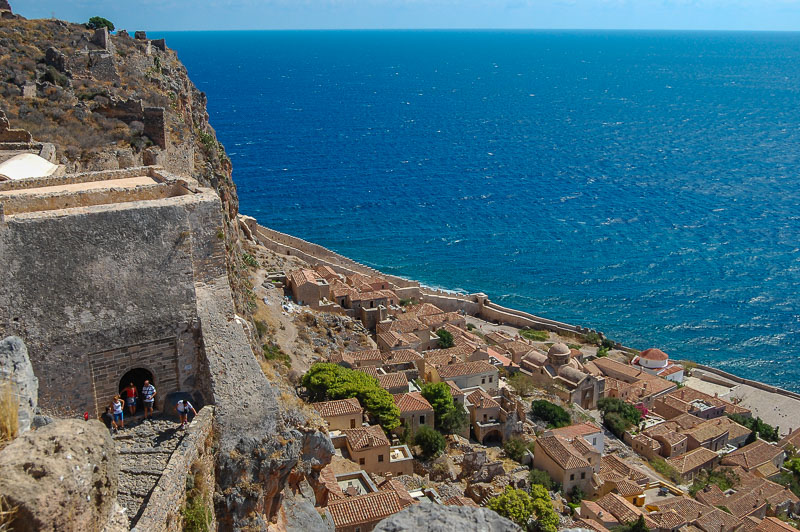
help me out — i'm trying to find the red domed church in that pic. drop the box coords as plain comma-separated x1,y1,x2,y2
630,348,685,383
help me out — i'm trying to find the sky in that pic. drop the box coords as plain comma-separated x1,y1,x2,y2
10,0,800,32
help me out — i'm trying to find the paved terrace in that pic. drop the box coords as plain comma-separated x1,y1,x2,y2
0,175,157,196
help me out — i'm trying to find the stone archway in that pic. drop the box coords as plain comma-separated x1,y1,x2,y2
118,367,154,414
482,429,503,445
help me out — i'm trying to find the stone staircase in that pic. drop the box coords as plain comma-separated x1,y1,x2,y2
112,417,186,526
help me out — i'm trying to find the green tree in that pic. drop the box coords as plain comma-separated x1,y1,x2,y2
727,413,779,442
530,400,571,428
488,486,535,528
413,426,446,459
87,16,115,31
420,381,467,434
528,468,554,492
527,484,560,532
615,515,650,532
508,373,536,396
597,397,642,438
301,363,400,430
436,329,455,348
504,437,531,463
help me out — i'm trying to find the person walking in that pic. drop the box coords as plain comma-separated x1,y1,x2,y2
111,395,124,429
101,406,117,434
123,382,138,416
176,399,197,429
141,380,156,420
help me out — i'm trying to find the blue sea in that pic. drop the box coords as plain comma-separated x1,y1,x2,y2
155,30,800,392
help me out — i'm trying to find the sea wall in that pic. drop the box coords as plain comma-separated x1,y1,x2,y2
134,406,216,532
694,364,800,402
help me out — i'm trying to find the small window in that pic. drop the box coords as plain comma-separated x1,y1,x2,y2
489,376,493,383
420,415,425,424
481,378,486,384
581,472,586,479
593,438,597,445
350,419,356,428
359,458,365,465
378,455,384,462
570,474,575,481
370,301,374,308
356,528,361,532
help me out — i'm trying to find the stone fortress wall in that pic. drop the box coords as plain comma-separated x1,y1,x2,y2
0,166,226,417
251,220,601,339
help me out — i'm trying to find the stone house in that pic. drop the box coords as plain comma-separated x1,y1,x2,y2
435,360,499,394
325,483,414,532
313,397,364,431
534,434,599,495
683,418,730,452
392,392,434,436
695,468,800,520
377,330,427,352
642,422,688,458
382,349,424,381
580,493,657,529
329,349,386,369
288,268,331,308
654,387,750,421
721,439,785,479
665,447,719,481
549,422,604,454
342,425,414,477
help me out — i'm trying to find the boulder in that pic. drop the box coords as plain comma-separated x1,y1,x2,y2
374,504,520,532
0,336,38,434
0,419,119,532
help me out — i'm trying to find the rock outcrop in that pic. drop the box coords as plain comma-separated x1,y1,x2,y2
374,504,520,532
0,419,120,532
0,336,38,434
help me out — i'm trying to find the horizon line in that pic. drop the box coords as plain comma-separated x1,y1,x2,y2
144,26,800,34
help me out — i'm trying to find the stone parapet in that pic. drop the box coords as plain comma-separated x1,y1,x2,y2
133,406,215,532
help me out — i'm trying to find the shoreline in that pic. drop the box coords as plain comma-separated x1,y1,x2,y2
243,216,800,410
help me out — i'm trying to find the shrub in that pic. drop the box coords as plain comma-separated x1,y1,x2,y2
399,298,416,307
254,319,269,339
508,373,536,396
650,458,682,484
528,484,560,532
87,16,115,31
262,343,291,368
728,413,779,442
242,252,259,268
414,426,446,459
520,329,549,342
583,332,601,345
42,65,69,88
302,363,400,430
436,329,455,348
689,468,739,496
504,437,532,463
597,346,610,357
488,486,535,528
598,397,642,438
530,400,571,428
528,468,554,491
568,485,585,503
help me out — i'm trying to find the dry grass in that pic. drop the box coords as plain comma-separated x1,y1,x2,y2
0,496,17,532
0,381,19,450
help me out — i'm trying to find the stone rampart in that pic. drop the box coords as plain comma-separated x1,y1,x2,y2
694,364,800,402
133,406,215,532
253,223,419,288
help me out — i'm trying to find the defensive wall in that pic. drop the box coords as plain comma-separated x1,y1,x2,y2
0,166,226,417
251,220,601,338
133,406,216,532
693,364,800,402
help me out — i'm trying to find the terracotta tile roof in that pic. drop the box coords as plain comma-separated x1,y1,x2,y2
666,447,718,475
725,490,768,518
356,366,381,379
385,349,423,364
444,495,480,508
650,510,688,530
660,365,684,377
536,435,591,470
350,349,386,362
599,454,649,484
313,264,339,280
739,516,764,532
288,268,323,287
755,517,800,532
343,425,389,451
653,496,711,521
377,372,408,391
331,284,358,299
313,397,363,418
393,392,433,413
425,344,475,360
693,507,742,532
446,380,464,397
485,331,515,345
466,388,500,410
665,387,751,417
329,351,356,366
684,417,734,443
402,303,444,318
377,318,427,334
319,465,345,501
498,340,534,355
424,353,459,368
575,518,611,532
670,413,705,430
694,483,726,507
378,479,415,507
550,422,602,441
326,489,407,528
779,429,800,450
722,440,783,471
595,493,656,527
437,360,496,379
378,331,419,349
592,357,653,381
613,479,644,497
419,312,464,328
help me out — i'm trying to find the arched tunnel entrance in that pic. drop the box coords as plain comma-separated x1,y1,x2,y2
119,368,154,415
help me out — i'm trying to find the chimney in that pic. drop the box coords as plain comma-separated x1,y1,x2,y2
681,390,685,399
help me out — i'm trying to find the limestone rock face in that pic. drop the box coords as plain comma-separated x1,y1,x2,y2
374,504,521,532
0,336,38,434
0,419,119,532
0,0,10,12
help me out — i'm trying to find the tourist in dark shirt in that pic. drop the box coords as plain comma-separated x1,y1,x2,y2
101,406,116,434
